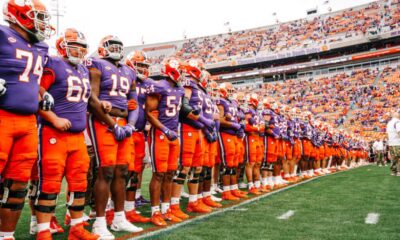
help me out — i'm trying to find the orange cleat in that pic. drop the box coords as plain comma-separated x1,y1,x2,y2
202,196,222,208
126,210,151,223
68,223,99,240
170,204,189,220
221,191,240,201
36,230,52,240
162,209,183,223
259,185,270,193
197,198,213,211
150,211,167,226
187,201,212,213
249,187,262,195
50,216,64,234
231,190,248,198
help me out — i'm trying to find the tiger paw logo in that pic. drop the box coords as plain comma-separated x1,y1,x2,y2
7,37,16,43
49,138,57,144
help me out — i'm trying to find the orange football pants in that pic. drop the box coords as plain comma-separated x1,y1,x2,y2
180,124,204,167
0,109,38,182
217,132,238,168
132,132,146,173
148,127,180,173
38,125,89,193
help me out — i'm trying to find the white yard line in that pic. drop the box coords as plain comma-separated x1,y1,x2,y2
277,210,295,220
365,213,380,224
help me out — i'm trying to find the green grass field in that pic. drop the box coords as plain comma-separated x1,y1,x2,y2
15,165,400,240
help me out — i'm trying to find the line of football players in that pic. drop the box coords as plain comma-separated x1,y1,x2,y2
0,1,369,240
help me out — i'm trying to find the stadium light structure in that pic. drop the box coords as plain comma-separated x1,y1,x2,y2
49,0,66,36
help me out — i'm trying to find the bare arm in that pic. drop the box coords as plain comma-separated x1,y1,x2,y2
88,68,116,128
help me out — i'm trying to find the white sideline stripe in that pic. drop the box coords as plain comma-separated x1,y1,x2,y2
365,213,380,224
129,166,364,240
228,208,248,211
277,210,295,220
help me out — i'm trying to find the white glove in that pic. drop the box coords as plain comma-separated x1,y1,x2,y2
40,91,54,111
0,79,7,97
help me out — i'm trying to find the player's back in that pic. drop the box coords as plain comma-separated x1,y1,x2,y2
0,25,48,114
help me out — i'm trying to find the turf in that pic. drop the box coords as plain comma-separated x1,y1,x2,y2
14,165,400,240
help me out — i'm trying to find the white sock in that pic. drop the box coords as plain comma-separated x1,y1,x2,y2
262,178,268,186
203,191,211,197
151,206,160,215
189,195,197,203
284,174,290,178
161,202,170,214
95,216,106,227
273,177,279,184
267,177,274,185
223,186,230,192
37,222,50,232
0,232,14,238
113,211,126,222
230,185,238,190
124,201,136,212
171,197,180,205
248,182,254,189
197,194,203,200
255,181,261,188
70,217,83,226
31,215,37,222
135,189,141,199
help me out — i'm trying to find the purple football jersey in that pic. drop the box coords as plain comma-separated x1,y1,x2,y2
147,79,184,132
292,119,302,139
86,58,135,110
217,98,238,135
180,77,207,128
0,25,48,114
300,120,313,140
135,77,155,131
41,56,90,132
269,110,281,137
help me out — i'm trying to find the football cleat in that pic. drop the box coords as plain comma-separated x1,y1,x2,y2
50,216,64,234
202,196,222,208
92,222,114,240
68,223,99,240
221,191,240,201
36,230,52,240
125,210,150,223
249,187,262,195
170,204,190,220
186,201,212,213
162,209,183,223
150,211,167,226
110,219,143,233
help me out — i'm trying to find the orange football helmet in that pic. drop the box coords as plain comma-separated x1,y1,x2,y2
125,50,151,80
184,59,205,80
3,0,54,41
161,57,182,83
263,97,274,109
56,28,87,65
218,82,229,99
98,35,124,60
248,93,259,108
208,80,219,99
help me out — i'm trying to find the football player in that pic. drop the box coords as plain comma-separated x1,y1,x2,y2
170,59,215,217
123,50,152,223
300,111,314,179
87,35,142,239
33,28,99,240
0,1,54,239
145,57,185,226
244,94,263,194
217,83,247,201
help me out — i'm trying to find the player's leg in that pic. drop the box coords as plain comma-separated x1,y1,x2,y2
0,114,37,239
65,133,99,239
125,134,150,223
148,128,169,226
218,133,239,201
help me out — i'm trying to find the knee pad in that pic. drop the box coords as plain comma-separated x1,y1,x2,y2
173,171,187,185
164,171,175,181
0,179,28,211
34,192,58,213
204,167,212,181
126,172,139,192
188,169,200,184
230,168,237,175
262,162,274,171
221,167,230,176
66,192,85,212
